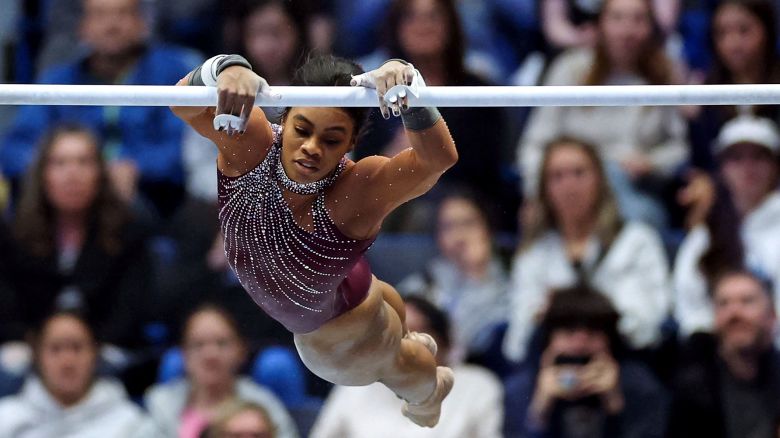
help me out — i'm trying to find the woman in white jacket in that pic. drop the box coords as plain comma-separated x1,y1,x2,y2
144,304,298,438
0,311,158,438
674,115,780,338
503,138,672,363
517,0,687,229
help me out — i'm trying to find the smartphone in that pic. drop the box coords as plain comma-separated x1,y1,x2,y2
554,354,592,366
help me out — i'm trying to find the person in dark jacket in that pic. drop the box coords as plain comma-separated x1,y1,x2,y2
668,269,780,438
504,284,668,438
2,123,154,349
1,0,200,216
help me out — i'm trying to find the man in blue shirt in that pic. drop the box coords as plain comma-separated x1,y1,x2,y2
2,0,201,216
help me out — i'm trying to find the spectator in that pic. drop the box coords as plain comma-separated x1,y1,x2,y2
145,304,298,438
356,0,517,231
234,0,310,124
504,138,672,363
668,270,780,437
1,123,153,349
178,0,310,226
504,285,668,438
540,0,679,52
518,0,687,229
204,400,277,438
0,311,158,437
686,0,780,172
310,296,503,438
397,190,509,361
674,115,780,338
1,0,201,217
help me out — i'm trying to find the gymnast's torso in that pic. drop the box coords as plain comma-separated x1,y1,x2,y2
217,123,375,333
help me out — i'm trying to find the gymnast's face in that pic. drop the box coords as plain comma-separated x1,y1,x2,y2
37,315,98,407
44,132,101,216
183,310,247,388
544,144,601,224
281,107,356,185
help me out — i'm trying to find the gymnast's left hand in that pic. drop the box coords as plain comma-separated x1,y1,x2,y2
215,66,272,135
351,60,416,119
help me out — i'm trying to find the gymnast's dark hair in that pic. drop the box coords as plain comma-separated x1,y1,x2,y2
285,55,371,142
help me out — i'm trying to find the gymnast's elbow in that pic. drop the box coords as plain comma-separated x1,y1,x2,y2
430,138,458,174
170,75,209,122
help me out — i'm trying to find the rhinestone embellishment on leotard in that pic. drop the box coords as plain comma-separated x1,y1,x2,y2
217,123,374,333
275,150,347,195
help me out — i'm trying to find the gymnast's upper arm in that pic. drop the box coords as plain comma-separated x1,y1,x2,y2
171,75,274,177
345,120,457,223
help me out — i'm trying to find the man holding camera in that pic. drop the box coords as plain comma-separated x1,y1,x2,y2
504,285,668,438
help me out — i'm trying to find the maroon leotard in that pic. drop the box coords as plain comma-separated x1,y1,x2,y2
218,124,375,333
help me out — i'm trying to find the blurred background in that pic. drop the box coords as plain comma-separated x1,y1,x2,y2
1,0,780,436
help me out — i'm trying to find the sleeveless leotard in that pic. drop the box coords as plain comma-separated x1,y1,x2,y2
218,124,375,333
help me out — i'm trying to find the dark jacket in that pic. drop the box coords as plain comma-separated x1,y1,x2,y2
0,217,154,347
667,333,780,438
504,360,668,438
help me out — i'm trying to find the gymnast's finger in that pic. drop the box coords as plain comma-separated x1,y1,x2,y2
217,88,235,117
393,71,408,111
376,77,390,119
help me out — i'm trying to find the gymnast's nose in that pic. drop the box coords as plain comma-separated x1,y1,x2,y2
301,138,322,159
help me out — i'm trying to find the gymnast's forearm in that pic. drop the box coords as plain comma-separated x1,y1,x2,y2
404,115,458,174
170,73,209,121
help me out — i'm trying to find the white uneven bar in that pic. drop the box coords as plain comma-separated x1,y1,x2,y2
1,83,780,107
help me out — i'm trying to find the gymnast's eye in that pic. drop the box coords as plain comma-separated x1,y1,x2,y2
294,127,310,137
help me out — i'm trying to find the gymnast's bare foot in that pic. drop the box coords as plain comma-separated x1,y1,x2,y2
402,366,454,427
404,331,437,357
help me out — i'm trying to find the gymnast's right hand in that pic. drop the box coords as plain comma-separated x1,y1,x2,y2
214,66,267,136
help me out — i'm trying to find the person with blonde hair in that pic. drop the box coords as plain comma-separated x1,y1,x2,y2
205,400,276,438
504,138,671,363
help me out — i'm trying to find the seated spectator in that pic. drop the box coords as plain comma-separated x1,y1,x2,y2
1,0,200,217
145,305,298,438
397,190,509,361
686,0,780,172
235,0,310,123
356,0,517,231
0,311,158,437
2,123,153,350
518,0,687,229
540,0,679,52
204,400,277,438
504,138,672,363
668,270,780,437
675,115,780,338
310,296,504,438
185,0,310,187
504,286,668,437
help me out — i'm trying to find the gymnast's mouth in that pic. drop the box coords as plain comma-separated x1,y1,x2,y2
294,159,319,174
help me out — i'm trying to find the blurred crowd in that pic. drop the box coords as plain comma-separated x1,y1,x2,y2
1,0,780,436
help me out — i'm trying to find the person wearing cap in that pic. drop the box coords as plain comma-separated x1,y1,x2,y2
674,114,780,339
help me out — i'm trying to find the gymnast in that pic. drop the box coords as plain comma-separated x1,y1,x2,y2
171,54,457,427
